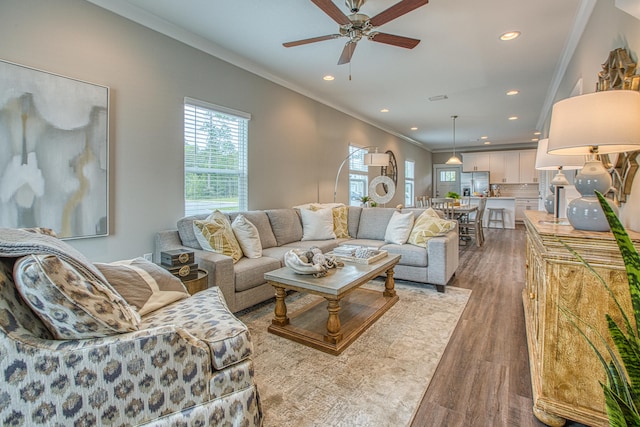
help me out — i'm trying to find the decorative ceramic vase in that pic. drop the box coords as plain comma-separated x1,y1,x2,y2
566,159,618,231
544,194,554,214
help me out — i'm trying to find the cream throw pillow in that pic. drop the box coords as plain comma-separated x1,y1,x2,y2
232,214,262,258
408,208,458,247
95,258,190,316
384,211,415,245
193,210,243,262
300,208,336,241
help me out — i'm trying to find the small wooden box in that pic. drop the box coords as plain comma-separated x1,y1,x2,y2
161,250,194,267
163,263,198,281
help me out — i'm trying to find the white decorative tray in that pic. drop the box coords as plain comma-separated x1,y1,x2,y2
328,248,388,264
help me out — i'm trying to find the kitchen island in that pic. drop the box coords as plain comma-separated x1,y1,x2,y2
468,197,516,229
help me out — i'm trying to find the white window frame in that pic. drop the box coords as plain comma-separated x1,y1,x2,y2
348,144,368,206
184,97,250,216
405,160,415,207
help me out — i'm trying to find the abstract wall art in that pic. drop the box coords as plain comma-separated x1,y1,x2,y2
0,59,109,239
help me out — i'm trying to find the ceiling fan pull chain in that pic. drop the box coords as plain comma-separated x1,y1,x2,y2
349,61,352,81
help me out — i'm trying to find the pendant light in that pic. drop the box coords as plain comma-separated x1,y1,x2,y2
446,115,462,165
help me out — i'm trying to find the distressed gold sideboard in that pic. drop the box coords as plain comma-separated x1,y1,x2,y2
523,210,640,426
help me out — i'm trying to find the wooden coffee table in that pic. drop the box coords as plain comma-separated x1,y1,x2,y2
264,254,400,355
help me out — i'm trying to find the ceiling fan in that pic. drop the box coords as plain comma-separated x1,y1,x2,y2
283,0,428,65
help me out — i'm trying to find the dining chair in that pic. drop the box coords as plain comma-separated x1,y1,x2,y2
429,198,455,219
459,197,487,247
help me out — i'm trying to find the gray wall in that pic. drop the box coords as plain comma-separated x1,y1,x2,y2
0,0,431,261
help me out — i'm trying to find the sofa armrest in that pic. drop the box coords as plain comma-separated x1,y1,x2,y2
425,229,459,286
155,230,235,304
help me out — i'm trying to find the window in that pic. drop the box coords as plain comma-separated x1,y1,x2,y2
405,160,415,206
184,98,250,216
348,145,368,206
440,170,457,182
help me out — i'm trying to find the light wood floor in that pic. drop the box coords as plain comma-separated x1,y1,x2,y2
410,225,585,427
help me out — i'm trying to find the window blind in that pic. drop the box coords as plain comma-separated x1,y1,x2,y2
405,160,415,206
184,98,249,216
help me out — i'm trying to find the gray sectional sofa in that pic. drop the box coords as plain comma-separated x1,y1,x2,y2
155,207,459,313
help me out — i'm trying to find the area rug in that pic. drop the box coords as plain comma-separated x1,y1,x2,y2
238,280,471,427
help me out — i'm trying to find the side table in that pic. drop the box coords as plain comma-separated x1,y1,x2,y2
181,269,208,295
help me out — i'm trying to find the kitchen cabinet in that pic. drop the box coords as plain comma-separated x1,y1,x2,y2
523,211,640,426
515,198,539,222
490,151,519,183
462,152,490,172
465,149,539,184
519,150,539,183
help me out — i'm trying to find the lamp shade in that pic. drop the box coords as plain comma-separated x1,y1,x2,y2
534,139,584,170
547,90,640,155
364,152,389,166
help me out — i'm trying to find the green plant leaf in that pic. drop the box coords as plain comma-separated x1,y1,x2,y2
596,191,640,338
607,315,640,410
604,384,640,427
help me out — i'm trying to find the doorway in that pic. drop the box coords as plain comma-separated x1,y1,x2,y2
433,164,462,197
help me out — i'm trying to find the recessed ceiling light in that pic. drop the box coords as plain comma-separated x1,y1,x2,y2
410,127,418,131
531,138,539,142
500,31,520,41
534,131,541,136
380,108,389,113
480,136,488,140
323,75,335,81
506,90,519,96
508,116,518,120
484,141,491,145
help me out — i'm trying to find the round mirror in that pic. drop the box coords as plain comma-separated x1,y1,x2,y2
369,175,395,204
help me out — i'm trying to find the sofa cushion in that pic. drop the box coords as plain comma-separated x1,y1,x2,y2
95,258,190,316
408,208,457,247
141,287,253,370
194,211,243,262
177,213,209,249
265,209,303,246
232,215,262,259
357,208,396,240
300,208,336,241
384,211,415,244
234,256,282,292
282,239,342,254
347,206,362,238
229,211,278,249
13,254,140,339
382,243,428,267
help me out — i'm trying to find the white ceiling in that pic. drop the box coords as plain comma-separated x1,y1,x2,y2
87,0,593,153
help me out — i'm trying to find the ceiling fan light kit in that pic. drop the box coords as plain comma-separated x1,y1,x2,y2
284,0,428,65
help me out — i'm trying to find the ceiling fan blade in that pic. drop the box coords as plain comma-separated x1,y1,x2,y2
338,42,357,65
283,34,341,47
310,0,351,25
369,32,421,49
369,0,428,27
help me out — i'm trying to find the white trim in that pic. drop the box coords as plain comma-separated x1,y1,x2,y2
184,97,251,120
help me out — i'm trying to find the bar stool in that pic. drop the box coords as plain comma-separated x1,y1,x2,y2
487,207,505,229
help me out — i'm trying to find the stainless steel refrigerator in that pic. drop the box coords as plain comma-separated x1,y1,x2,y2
460,172,490,196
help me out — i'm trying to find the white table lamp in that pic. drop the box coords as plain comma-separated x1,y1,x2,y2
534,138,584,219
547,90,640,231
